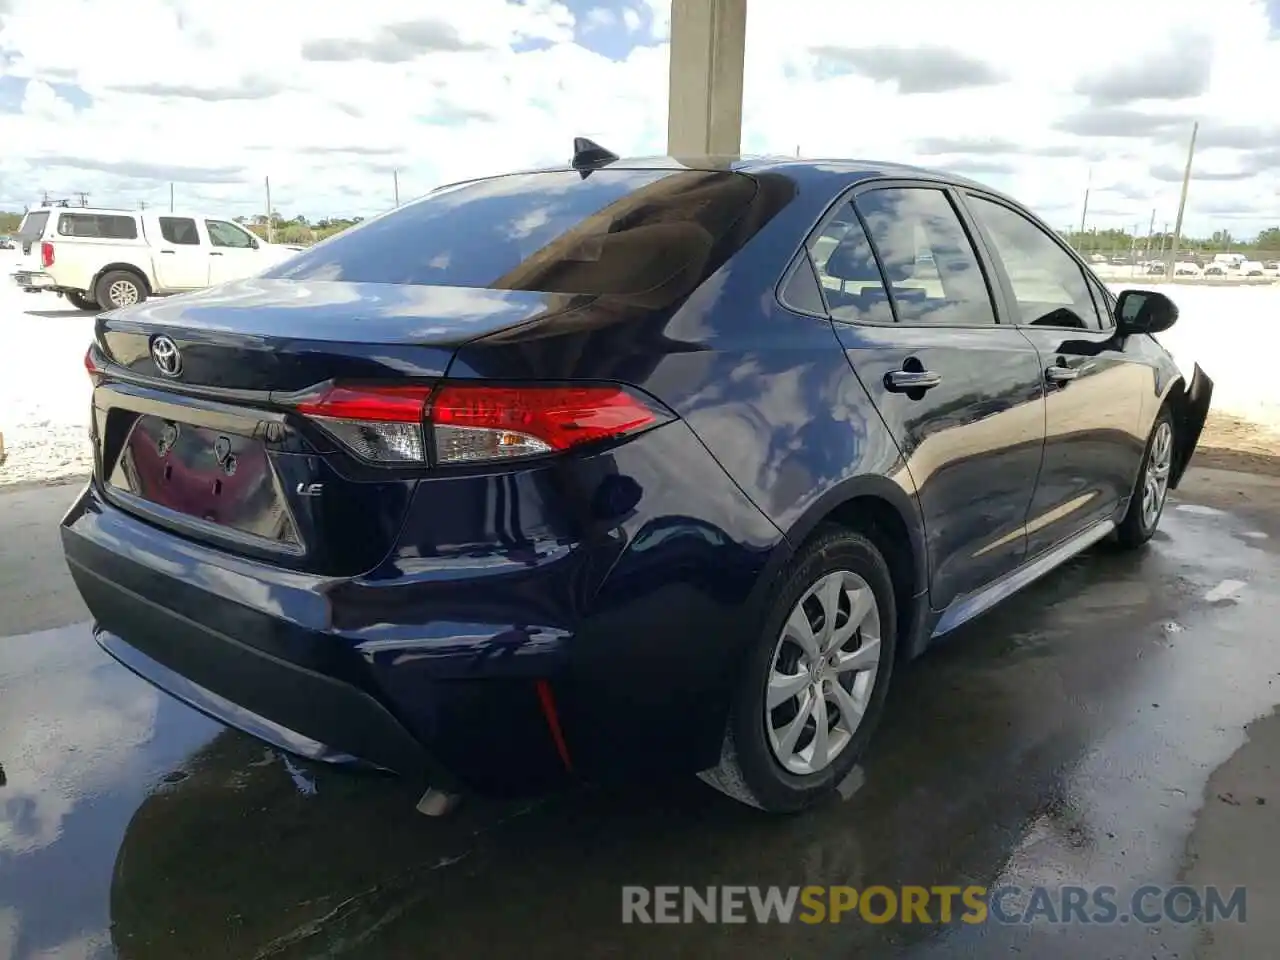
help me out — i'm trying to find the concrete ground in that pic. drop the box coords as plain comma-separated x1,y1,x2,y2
1,468,1278,959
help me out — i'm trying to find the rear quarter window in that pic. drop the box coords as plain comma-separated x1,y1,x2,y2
56,213,139,240
16,211,50,240
265,168,795,300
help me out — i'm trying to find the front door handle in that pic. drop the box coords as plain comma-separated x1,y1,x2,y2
159,249,175,254
885,369,943,392
209,252,224,256
1045,364,1078,384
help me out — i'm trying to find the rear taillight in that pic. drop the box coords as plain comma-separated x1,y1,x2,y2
295,385,435,463
41,242,54,268
294,383,667,466
84,344,102,384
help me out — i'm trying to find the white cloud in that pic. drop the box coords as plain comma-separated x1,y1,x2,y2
0,0,1277,236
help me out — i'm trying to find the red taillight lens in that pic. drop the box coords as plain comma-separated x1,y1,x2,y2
84,344,102,383
427,384,663,464
295,385,434,463
293,382,665,466
41,242,54,268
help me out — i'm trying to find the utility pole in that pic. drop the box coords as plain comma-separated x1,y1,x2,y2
795,145,800,157
169,183,174,213
1167,121,1198,274
393,169,400,208
1078,165,1092,235
139,200,146,211
265,176,274,244
74,191,88,207
1146,208,1156,256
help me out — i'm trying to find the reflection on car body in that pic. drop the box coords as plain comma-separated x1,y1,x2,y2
61,145,1212,815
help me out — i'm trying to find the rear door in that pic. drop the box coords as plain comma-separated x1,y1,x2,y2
818,183,1046,609
960,192,1145,556
14,210,50,264
152,216,209,290
205,218,264,284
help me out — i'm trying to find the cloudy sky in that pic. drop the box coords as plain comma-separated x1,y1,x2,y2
1,0,1278,237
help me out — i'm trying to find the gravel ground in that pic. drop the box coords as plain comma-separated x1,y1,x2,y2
1,247,1277,486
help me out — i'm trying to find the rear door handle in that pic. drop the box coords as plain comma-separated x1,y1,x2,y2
209,252,223,256
159,249,175,254
884,369,943,392
1045,364,1078,384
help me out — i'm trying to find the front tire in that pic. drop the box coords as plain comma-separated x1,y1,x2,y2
1116,407,1175,549
66,291,97,311
700,527,897,813
95,270,147,310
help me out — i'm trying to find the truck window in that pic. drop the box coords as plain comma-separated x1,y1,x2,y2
56,213,139,240
159,217,200,245
206,220,257,249
16,211,50,240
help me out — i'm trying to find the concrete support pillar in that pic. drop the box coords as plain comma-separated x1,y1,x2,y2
666,0,747,156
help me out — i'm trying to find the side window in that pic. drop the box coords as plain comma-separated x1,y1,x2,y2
854,187,997,326
57,214,138,239
159,217,200,246
1087,273,1115,328
808,203,895,325
966,195,1103,330
779,251,827,315
206,219,256,249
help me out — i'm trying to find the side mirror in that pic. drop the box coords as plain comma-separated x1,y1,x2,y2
1115,289,1178,335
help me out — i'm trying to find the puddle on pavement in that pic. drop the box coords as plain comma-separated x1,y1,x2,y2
1,506,1278,959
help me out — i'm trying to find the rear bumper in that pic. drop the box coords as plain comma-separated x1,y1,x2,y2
61,481,569,793
60,418,785,792
10,270,54,290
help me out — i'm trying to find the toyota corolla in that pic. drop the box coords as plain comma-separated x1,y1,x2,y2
61,144,1212,814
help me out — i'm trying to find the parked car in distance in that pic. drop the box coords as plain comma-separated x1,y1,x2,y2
9,206,303,310
1145,261,1168,275
1173,261,1202,277
0,234,14,250
1240,260,1266,277
1203,263,1230,277
61,145,1212,814
1263,260,1279,271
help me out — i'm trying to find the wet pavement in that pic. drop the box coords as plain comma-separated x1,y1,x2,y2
2,478,1280,959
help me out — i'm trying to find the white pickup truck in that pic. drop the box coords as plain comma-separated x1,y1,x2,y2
9,206,302,310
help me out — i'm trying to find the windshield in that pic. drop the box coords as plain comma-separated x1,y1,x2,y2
265,168,791,297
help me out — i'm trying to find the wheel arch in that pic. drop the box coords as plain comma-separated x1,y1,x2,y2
752,474,930,665
93,263,153,296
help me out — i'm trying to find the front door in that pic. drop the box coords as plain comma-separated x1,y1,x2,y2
815,184,1047,610
961,192,1145,557
153,216,209,290
205,219,264,285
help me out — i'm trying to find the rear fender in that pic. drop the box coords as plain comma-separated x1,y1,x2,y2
1170,363,1213,489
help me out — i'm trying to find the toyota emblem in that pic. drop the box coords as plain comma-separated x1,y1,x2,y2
151,336,182,377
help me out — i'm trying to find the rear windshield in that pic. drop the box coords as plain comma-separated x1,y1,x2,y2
56,213,139,240
16,211,49,240
265,168,790,296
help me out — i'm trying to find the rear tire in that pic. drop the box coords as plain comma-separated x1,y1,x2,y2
700,527,897,813
1116,407,1175,549
95,270,147,310
66,291,97,311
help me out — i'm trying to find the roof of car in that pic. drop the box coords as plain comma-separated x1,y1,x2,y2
551,154,990,188
439,154,996,197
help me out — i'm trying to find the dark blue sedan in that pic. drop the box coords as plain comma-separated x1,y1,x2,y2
61,147,1212,814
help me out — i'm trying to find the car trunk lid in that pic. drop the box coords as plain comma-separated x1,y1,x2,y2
89,278,574,575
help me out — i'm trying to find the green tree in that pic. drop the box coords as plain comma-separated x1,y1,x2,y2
1255,227,1280,251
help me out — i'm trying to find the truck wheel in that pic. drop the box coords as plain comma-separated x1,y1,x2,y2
67,291,97,311
95,271,147,310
